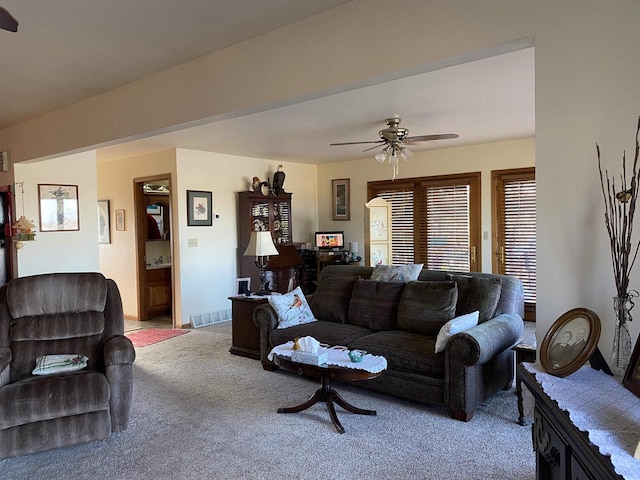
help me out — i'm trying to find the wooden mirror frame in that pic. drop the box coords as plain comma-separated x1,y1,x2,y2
539,307,601,378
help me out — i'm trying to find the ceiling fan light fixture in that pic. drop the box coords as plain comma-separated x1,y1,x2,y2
374,148,388,163
399,147,413,161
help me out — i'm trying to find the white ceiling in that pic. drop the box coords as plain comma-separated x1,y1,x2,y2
0,1,534,165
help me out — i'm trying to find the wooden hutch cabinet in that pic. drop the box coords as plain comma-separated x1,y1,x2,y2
237,191,293,292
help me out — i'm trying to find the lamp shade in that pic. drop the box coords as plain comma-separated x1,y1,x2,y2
243,231,279,257
349,241,359,254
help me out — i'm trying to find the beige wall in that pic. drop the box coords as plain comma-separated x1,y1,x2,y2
97,149,177,319
2,1,640,354
14,152,99,277
318,138,535,271
98,148,317,325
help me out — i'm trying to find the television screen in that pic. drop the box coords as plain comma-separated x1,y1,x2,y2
315,231,344,249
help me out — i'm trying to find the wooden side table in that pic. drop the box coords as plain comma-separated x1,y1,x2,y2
513,339,537,425
228,296,268,359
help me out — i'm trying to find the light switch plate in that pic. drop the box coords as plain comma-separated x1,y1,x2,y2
187,238,198,248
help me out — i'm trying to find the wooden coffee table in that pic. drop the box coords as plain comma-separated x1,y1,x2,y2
272,353,383,434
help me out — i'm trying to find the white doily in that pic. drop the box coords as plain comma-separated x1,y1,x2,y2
268,342,387,374
525,363,640,479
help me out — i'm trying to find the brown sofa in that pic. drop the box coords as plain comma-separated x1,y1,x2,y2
0,272,135,459
254,265,524,421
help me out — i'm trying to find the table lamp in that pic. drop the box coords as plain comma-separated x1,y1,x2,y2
243,231,279,295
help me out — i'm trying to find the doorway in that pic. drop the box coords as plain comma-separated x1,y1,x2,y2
134,175,175,326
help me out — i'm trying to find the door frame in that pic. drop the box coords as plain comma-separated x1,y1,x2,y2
134,174,175,326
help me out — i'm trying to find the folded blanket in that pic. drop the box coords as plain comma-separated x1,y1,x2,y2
32,354,88,376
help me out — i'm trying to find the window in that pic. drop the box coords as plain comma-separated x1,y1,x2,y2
368,173,481,271
493,168,536,319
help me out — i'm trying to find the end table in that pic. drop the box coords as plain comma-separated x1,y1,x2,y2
513,339,536,425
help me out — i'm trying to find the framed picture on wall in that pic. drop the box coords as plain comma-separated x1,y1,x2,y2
115,209,125,231
38,184,80,232
187,190,213,226
97,200,110,244
332,178,350,221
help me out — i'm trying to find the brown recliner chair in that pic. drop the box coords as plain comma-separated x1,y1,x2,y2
0,272,135,459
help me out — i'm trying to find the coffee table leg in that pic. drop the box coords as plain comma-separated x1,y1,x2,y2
278,389,322,414
277,377,377,433
331,389,377,416
324,394,345,434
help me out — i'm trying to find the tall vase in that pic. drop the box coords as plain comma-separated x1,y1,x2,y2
609,295,634,377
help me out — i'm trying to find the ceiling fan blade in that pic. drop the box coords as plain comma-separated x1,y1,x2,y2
404,133,459,144
361,143,388,152
330,140,384,146
0,7,18,32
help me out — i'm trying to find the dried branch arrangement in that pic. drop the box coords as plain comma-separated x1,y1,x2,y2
598,116,640,300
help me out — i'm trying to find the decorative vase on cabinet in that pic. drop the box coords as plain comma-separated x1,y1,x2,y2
610,294,634,377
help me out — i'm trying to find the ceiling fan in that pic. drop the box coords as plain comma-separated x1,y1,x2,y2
330,116,458,179
0,6,18,32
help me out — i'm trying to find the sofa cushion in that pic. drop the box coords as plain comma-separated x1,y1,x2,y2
448,274,502,323
349,280,405,331
348,330,444,378
0,371,110,429
310,277,358,323
268,287,316,329
270,320,373,348
434,311,479,353
397,281,458,336
370,264,423,282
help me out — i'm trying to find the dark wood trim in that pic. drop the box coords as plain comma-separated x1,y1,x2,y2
133,174,174,326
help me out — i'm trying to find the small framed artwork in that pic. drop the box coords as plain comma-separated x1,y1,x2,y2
97,200,110,244
115,209,125,231
38,184,80,232
187,190,213,226
236,277,251,296
623,333,640,399
332,179,350,221
539,307,601,378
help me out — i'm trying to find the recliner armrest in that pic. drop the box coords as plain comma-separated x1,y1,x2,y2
447,313,524,366
103,335,136,366
0,347,10,387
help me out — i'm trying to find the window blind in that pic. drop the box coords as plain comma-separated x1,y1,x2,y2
376,189,414,264
503,179,536,303
423,184,470,271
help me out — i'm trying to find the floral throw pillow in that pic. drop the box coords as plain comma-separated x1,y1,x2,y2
268,287,317,329
370,264,424,282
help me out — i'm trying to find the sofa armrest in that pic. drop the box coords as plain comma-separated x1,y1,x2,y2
0,347,10,387
447,313,524,366
253,304,279,369
103,335,135,432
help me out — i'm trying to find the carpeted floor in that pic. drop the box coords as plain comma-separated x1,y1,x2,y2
0,321,535,480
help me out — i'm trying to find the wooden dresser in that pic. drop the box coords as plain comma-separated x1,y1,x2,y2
518,363,640,479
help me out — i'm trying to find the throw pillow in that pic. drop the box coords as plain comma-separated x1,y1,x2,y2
434,311,479,353
397,281,458,335
370,264,424,282
32,354,89,376
268,287,317,329
310,276,358,323
349,279,405,331
447,274,502,323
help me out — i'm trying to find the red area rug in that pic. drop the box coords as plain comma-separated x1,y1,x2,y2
126,328,189,348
